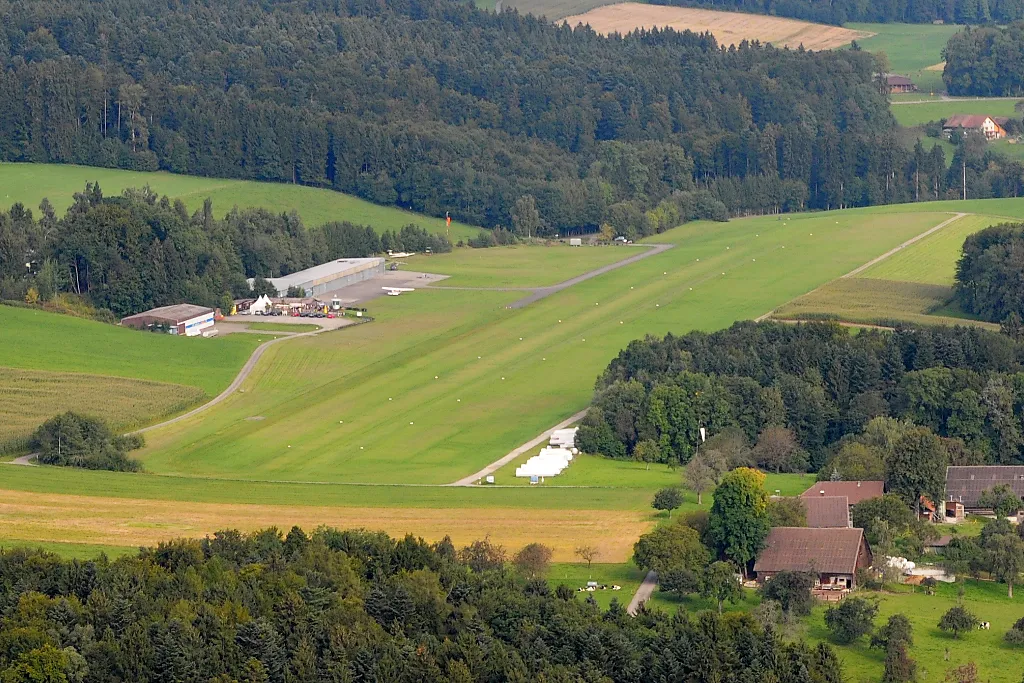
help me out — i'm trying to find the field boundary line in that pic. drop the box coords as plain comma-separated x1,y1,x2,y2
449,408,590,486
756,212,967,322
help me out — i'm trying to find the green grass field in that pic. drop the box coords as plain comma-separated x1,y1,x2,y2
547,562,646,609
860,214,1004,285
0,306,265,396
892,99,1024,128
0,163,479,238
130,208,950,486
0,538,136,560
805,580,1024,683
848,22,961,95
240,321,322,333
406,244,634,287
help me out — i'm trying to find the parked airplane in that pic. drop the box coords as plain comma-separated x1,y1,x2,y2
383,287,415,296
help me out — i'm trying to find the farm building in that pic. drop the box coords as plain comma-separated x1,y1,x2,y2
754,527,872,590
800,480,884,506
944,465,1024,519
943,114,1008,140
251,258,385,297
885,74,917,93
120,304,216,336
804,496,852,528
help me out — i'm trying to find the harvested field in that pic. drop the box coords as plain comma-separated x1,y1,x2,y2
561,4,873,49
0,489,651,562
0,368,205,453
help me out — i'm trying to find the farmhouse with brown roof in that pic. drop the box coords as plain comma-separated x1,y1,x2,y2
754,527,872,589
804,496,852,528
943,114,1008,140
944,466,1024,517
885,74,916,94
800,481,884,506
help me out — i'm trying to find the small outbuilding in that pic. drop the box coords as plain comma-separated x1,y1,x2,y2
800,481,884,507
885,74,917,94
120,304,216,336
754,527,872,590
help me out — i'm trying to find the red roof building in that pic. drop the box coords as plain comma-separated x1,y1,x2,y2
804,496,852,528
800,481,884,506
754,527,872,589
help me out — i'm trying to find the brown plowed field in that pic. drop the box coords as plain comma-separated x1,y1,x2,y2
561,4,874,49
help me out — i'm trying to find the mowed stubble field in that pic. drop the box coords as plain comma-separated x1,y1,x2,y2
0,162,479,239
560,4,872,49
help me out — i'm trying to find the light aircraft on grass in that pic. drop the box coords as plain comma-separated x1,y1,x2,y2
384,287,415,296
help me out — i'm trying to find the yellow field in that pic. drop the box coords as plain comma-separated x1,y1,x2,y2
0,489,651,562
0,368,205,452
561,3,873,48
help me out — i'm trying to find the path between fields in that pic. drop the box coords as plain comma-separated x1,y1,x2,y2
756,212,968,322
429,242,674,308
449,408,590,485
628,571,658,616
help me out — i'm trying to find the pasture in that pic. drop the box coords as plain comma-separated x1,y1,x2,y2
133,208,948,486
547,562,646,609
805,580,1024,683
892,99,1024,128
847,22,962,94
560,4,871,49
0,367,204,453
406,244,634,288
0,162,479,238
500,0,616,20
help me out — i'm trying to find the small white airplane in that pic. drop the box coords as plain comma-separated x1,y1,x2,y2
383,287,415,296
387,251,416,258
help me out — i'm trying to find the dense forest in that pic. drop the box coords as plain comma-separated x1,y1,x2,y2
955,222,1024,323
943,24,1024,96
2,0,1018,237
577,321,1024,473
646,0,1024,26
0,186,450,317
0,526,849,682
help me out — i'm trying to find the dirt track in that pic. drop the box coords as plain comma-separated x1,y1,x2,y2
561,3,873,49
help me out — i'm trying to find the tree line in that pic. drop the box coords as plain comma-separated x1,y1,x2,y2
577,321,1024,472
0,186,450,317
0,525,850,682
955,222,1024,323
3,0,1017,238
645,0,1024,26
943,24,1024,96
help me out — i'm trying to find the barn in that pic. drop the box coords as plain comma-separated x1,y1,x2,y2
754,527,872,591
944,466,1024,518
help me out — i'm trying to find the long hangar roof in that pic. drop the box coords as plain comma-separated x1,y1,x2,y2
265,258,384,290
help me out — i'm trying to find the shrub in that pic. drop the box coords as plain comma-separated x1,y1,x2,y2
31,412,143,472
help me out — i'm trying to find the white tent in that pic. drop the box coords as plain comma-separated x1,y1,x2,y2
515,447,574,478
549,427,578,449
249,294,273,314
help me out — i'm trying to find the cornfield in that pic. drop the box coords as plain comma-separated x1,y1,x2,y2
0,368,205,453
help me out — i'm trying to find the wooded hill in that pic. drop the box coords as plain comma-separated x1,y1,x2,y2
0,0,949,235
943,25,1024,96
0,527,848,682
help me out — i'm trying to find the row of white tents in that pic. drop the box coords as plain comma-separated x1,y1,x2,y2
515,427,579,479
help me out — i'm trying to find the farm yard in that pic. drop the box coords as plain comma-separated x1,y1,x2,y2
848,22,963,95
560,4,872,49
0,162,480,239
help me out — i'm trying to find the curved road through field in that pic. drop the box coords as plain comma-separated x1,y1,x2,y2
429,242,674,308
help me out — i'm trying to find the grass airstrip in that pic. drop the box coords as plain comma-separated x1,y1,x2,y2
0,162,479,238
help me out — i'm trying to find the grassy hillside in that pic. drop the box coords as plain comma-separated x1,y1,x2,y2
0,163,479,239
848,22,961,94
134,208,949,485
0,306,264,396
892,99,1024,127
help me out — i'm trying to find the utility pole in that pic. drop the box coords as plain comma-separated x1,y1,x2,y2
963,158,967,201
